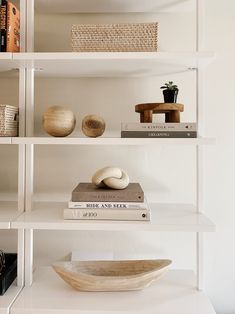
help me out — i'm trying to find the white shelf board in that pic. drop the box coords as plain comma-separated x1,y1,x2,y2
0,202,20,229
0,53,16,73
0,138,11,144
13,52,214,78
11,267,216,314
0,282,22,314
12,202,215,232
0,53,12,60
12,136,215,146
35,0,195,13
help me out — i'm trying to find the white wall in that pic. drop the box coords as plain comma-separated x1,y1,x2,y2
0,1,235,313
203,1,235,313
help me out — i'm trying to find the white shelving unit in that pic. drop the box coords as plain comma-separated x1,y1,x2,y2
0,202,21,229
0,283,22,314
11,268,215,314
34,0,195,13
13,52,214,77
0,0,216,313
0,53,12,60
0,1,25,312
0,138,12,144
12,136,215,145
0,53,19,74
12,202,215,232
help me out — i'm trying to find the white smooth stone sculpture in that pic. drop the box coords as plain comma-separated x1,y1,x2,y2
92,167,130,190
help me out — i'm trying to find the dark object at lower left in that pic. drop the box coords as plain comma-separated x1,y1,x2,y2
0,253,17,295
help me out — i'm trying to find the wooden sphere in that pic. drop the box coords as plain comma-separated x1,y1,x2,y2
42,106,76,137
82,115,105,138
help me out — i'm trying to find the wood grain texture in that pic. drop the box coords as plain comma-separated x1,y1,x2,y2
42,106,76,137
82,115,105,137
52,259,172,292
135,103,184,123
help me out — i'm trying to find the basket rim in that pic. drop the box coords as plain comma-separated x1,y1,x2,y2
72,22,158,26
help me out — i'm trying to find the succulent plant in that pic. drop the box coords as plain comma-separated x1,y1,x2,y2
160,81,179,91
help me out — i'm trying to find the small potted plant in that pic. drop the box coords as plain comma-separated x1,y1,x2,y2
160,81,179,103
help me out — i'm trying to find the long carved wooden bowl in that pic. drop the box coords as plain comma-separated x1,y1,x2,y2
52,259,172,292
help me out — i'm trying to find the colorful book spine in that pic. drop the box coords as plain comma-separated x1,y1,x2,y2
63,208,150,221
1,0,7,52
7,1,20,52
68,201,148,209
121,122,197,131
121,131,197,138
0,0,2,52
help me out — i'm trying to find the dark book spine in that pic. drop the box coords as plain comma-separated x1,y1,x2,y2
72,191,144,203
0,0,2,52
121,131,197,138
0,0,7,52
0,253,17,296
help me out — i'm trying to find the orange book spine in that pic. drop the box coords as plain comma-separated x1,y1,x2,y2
0,0,7,52
6,1,20,52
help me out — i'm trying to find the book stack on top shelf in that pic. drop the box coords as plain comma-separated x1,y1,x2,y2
0,0,20,52
64,183,151,221
121,122,197,138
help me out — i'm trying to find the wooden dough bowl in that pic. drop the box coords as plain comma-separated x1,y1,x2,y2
52,259,172,292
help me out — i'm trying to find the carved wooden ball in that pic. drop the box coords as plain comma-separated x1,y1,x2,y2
82,115,105,138
42,106,76,137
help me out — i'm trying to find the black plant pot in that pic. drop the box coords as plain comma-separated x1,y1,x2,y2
163,89,178,103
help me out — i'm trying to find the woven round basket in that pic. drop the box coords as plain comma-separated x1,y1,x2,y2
71,22,158,52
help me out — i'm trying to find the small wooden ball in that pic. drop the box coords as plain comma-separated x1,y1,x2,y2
42,106,76,137
82,115,105,138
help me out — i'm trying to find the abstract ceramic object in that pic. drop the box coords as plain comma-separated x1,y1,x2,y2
52,259,172,292
92,166,129,189
82,115,105,137
42,106,76,137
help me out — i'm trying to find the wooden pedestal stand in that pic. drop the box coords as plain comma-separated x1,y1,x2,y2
135,103,184,123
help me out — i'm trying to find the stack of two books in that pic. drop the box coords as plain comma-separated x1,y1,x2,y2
121,122,197,138
64,183,150,221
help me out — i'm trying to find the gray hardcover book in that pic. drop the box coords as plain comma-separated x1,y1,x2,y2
121,122,197,132
63,208,150,221
121,131,197,138
72,183,144,202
